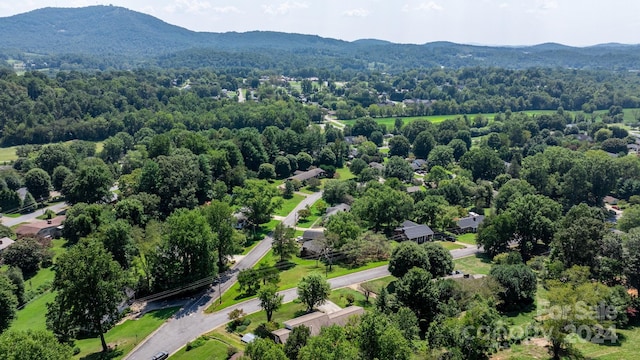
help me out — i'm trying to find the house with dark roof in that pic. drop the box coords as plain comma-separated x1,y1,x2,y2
287,168,326,183
300,230,326,258
325,203,351,218
410,159,428,172
272,306,365,344
15,216,65,239
456,213,485,233
369,162,385,171
393,220,434,243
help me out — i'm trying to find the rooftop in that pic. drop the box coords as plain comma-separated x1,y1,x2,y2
15,216,65,236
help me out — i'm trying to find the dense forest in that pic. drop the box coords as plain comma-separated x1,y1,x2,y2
1,67,640,146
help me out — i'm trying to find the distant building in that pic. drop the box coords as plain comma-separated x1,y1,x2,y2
287,168,326,183
393,220,434,243
15,216,65,239
272,306,365,344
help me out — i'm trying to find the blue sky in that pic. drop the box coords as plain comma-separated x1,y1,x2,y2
1,0,639,46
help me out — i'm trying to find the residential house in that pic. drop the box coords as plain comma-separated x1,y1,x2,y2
393,220,434,243
369,162,385,172
406,186,423,194
456,213,485,233
300,229,326,258
287,168,326,184
233,211,249,230
0,237,15,252
325,203,351,218
15,216,65,239
409,159,428,173
272,306,365,344
604,196,620,205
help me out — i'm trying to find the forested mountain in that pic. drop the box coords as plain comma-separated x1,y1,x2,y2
3,5,640,72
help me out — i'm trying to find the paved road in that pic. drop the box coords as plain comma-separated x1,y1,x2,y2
1,202,68,227
126,191,323,360
127,234,480,359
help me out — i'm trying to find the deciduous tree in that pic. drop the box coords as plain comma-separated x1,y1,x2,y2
47,240,124,352
297,273,330,312
258,285,283,322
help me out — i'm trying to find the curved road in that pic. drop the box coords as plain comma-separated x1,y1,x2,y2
126,228,480,359
126,191,323,359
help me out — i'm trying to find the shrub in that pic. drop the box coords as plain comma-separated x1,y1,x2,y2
186,336,207,351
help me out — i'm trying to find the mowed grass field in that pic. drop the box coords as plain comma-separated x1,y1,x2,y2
337,108,640,129
0,140,104,163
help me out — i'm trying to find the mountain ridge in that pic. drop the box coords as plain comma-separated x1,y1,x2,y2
3,5,640,71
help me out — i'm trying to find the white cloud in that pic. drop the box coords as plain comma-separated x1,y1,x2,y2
402,1,443,12
213,6,241,14
499,2,509,8
164,0,212,14
342,8,370,17
527,0,558,13
416,1,443,11
262,1,309,15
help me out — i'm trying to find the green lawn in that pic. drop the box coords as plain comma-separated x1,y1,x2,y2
456,233,477,245
295,199,324,229
334,166,355,180
361,276,396,294
273,193,305,217
337,108,640,129
435,241,466,251
453,253,492,275
10,239,68,331
329,288,374,309
74,307,179,359
243,300,307,334
10,291,56,332
206,250,388,313
170,339,229,360
0,146,18,163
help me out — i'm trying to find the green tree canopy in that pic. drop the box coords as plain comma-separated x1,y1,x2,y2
297,273,331,312
47,240,124,352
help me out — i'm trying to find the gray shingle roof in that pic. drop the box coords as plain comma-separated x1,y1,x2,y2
457,214,485,230
397,220,433,240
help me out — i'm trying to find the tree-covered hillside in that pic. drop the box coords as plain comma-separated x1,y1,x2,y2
4,6,640,72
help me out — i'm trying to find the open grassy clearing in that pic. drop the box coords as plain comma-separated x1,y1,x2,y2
334,166,355,180
206,249,388,313
337,108,640,129
170,339,229,360
10,291,56,332
273,193,305,217
361,275,396,294
73,307,179,360
456,232,477,245
435,241,466,251
453,253,492,275
329,288,374,309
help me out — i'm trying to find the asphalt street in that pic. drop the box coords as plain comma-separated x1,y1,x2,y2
126,228,480,359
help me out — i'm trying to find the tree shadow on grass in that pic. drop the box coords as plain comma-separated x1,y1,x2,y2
80,348,123,360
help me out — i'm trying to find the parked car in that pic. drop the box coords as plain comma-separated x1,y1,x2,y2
151,351,169,360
